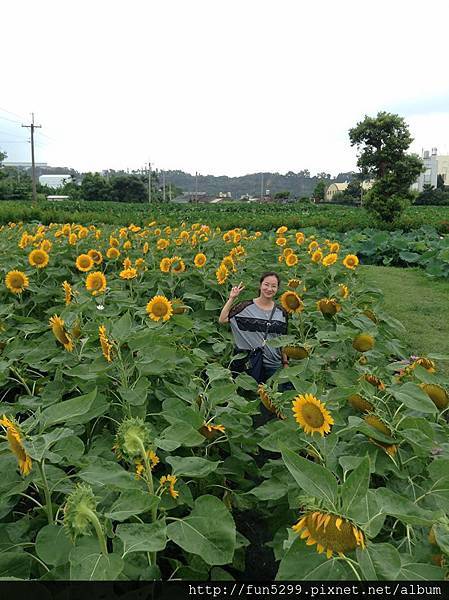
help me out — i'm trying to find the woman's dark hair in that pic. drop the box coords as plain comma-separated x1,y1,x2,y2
258,271,280,294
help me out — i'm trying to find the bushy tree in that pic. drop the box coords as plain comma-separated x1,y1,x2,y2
80,173,112,201
312,180,327,201
110,175,147,203
349,112,423,223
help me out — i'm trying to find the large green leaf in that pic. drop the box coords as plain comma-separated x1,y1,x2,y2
40,388,97,428
166,456,220,478
115,520,167,555
396,562,444,581
341,456,370,520
155,423,204,451
0,552,32,579
280,447,338,509
104,490,160,522
78,458,142,491
35,524,73,566
373,488,434,526
276,538,352,580
69,547,124,580
111,311,133,342
390,382,438,414
167,495,236,565
357,543,401,580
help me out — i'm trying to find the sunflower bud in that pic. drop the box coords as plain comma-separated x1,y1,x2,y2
420,384,449,410
114,417,152,462
352,333,375,353
63,483,98,540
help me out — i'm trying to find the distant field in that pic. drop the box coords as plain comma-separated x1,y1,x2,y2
1,199,449,232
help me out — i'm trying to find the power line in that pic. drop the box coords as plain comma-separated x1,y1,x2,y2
0,115,22,125
22,113,42,203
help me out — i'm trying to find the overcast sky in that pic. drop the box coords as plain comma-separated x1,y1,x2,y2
2,0,449,177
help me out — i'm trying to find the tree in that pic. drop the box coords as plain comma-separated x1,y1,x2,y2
274,190,290,200
312,180,327,201
80,173,112,201
349,112,423,223
315,172,331,180
110,174,146,203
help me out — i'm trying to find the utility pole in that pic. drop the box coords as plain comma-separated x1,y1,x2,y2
195,171,198,203
260,172,264,202
22,113,41,203
162,170,166,202
169,183,172,202
148,162,151,204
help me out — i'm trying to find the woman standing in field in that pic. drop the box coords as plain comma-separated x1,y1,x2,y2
218,272,289,383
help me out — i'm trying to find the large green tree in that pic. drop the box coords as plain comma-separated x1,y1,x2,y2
349,112,423,223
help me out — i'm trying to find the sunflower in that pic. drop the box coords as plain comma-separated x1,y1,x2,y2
292,511,366,558
363,414,398,455
308,240,319,253
120,268,138,280
311,249,323,263
40,239,52,252
99,325,113,362
109,236,119,247
87,249,103,265
135,258,146,271
5,270,29,294
143,242,149,254
296,232,305,245
329,242,340,253
322,253,338,267
258,384,286,419
216,263,229,285
420,383,449,410
29,248,49,269
352,333,375,353
348,394,374,413
362,374,385,390
288,278,301,289
106,247,120,260
157,238,169,250
85,271,107,296
68,233,78,245
62,280,72,305
283,247,294,257
285,253,299,267
170,256,186,274
172,298,188,314
200,421,226,439
276,237,287,247
292,394,334,436
146,295,173,322
0,416,32,476
76,254,94,272
339,284,350,299
123,240,132,250
194,253,207,268
123,257,132,269
280,291,303,314
159,474,179,499
317,298,341,316
284,345,309,359
343,254,359,269
160,257,171,273
222,255,236,272
411,357,436,373
49,315,74,351
276,226,288,234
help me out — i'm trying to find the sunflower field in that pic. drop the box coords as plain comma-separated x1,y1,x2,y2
0,220,448,581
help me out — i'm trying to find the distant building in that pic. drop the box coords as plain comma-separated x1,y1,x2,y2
437,154,449,185
412,148,438,192
325,180,373,202
47,195,70,201
39,174,72,188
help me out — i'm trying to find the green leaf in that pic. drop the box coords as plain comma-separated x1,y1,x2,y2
69,547,124,580
280,447,338,509
374,488,434,526
357,543,401,580
78,458,141,491
40,388,97,428
206,363,232,382
0,552,32,579
434,523,449,555
249,476,288,501
397,562,444,581
35,524,73,566
166,456,220,478
167,495,236,566
155,423,204,451
276,538,351,580
104,490,160,522
111,311,132,342
390,382,438,414
115,521,167,554
340,456,370,519
26,427,74,461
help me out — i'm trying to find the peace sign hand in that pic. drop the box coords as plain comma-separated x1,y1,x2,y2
229,282,245,299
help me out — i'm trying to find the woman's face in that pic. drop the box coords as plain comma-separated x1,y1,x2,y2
260,275,279,299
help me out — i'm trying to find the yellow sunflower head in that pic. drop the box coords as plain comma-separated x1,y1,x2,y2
76,254,94,272
285,253,299,267
5,270,29,294
339,284,350,299
280,291,303,314
292,393,334,436
29,249,49,269
146,295,174,322
49,315,74,352
87,249,103,265
352,333,375,353
170,256,185,274
123,240,132,250
85,271,107,296
343,254,359,269
317,298,341,316
284,345,309,360
411,357,436,374
62,280,72,305
292,511,365,558
106,247,120,260
0,415,32,476
295,232,305,245
322,253,338,267
276,226,288,234
288,278,301,289
194,253,207,268
362,374,385,390
159,257,171,273
258,384,285,419
119,268,138,280
420,383,449,410
311,249,323,263
348,394,374,413
276,237,287,247
157,238,169,250
216,264,229,285
329,242,340,253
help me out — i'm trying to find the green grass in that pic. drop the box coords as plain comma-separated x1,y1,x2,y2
360,265,449,377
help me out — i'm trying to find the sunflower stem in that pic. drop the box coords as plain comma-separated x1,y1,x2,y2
82,506,108,556
340,556,362,581
37,460,54,525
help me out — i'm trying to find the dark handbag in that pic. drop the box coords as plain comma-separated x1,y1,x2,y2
247,305,277,383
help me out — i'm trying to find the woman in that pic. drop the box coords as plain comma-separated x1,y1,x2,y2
218,271,289,383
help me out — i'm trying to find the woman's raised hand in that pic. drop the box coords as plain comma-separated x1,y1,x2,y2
229,282,245,299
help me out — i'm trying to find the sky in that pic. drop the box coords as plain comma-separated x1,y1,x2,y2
2,0,449,177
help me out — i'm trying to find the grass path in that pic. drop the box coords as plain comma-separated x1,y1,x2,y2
359,265,449,377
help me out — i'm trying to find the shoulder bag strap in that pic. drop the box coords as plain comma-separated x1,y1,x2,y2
262,305,277,344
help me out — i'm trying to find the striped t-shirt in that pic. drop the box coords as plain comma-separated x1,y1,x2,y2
229,300,288,367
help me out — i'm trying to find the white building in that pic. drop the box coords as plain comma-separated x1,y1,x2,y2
412,148,438,192
437,155,449,185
